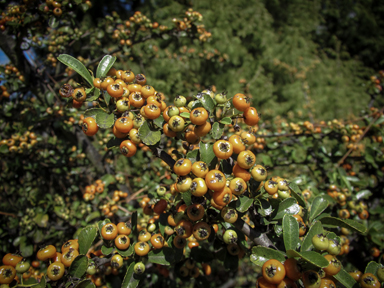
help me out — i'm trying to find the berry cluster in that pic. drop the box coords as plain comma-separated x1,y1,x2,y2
0,131,38,154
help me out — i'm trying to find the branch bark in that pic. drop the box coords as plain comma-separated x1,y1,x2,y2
233,218,277,248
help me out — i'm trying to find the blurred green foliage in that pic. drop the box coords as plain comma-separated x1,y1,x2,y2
122,0,383,121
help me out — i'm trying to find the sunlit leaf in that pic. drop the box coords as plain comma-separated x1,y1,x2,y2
96,55,116,78
57,54,93,86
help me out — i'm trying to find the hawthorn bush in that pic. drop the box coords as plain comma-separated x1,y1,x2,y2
0,1,384,288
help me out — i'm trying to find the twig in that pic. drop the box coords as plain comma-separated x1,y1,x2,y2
68,32,91,47
117,205,131,215
46,83,61,102
0,211,17,218
86,239,103,257
124,186,149,203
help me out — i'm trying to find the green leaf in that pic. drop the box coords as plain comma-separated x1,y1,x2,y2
48,16,58,28
153,115,165,128
107,137,125,149
96,111,115,129
85,211,100,223
0,145,8,154
355,189,373,200
334,269,359,288
345,176,360,182
309,196,329,222
288,183,306,208
148,247,175,265
180,112,190,118
23,279,38,286
85,87,95,95
46,92,55,105
200,143,215,164
138,121,161,146
283,215,299,251
31,276,46,288
219,117,232,125
103,91,111,106
78,226,97,255
86,88,100,102
101,245,114,255
210,122,225,139
319,217,367,233
96,55,116,78
365,261,381,276
286,250,329,268
199,94,215,112
34,214,49,228
181,191,192,206
57,54,93,86
58,26,74,34
173,212,184,226
68,255,88,278
158,213,167,236
338,167,353,193
116,244,134,257
364,148,378,168
232,196,254,213
186,149,199,163
250,246,285,267
101,174,115,186
319,194,336,204
84,108,104,119
255,199,273,217
191,100,203,110
80,3,90,12
74,280,96,288
121,262,141,288
3,102,13,113
13,236,25,247
371,232,384,247
20,242,33,257
24,16,32,25
375,116,384,125
325,232,341,246
271,198,300,220
274,225,283,236
33,229,44,244
301,221,323,252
